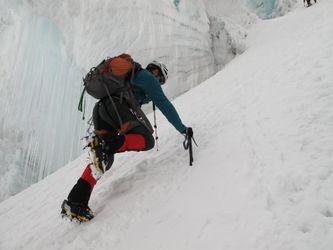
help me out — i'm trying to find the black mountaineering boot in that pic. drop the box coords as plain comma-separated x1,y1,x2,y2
61,199,94,222
62,178,94,222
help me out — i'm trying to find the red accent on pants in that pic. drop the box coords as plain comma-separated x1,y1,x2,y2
80,135,145,190
118,134,146,152
81,164,97,190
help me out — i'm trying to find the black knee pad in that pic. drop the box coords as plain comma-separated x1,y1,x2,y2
103,134,126,154
143,134,155,151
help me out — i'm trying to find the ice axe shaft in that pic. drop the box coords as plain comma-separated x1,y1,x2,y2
183,127,197,166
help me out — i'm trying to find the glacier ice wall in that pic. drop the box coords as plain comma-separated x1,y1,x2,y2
203,0,257,70
246,0,297,19
0,0,276,201
0,3,86,199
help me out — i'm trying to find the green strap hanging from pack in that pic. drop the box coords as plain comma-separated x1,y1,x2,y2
78,87,87,120
78,87,86,112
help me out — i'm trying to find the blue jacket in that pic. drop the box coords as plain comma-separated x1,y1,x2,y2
132,69,186,133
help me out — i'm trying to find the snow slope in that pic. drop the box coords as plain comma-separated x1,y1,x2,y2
0,1,332,249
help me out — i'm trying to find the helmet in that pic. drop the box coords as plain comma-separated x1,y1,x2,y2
146,60,168,84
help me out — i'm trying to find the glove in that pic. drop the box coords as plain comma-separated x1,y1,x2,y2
182,127,193,137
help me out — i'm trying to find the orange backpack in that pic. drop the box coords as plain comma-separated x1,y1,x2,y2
81,53,138,99
99,54,134,76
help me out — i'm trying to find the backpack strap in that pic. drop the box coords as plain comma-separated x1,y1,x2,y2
124,67,154,134
78,87,86,120
103,81,123,128
78,88,86,112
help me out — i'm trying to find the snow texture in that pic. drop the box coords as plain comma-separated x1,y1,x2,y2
0,1,332,249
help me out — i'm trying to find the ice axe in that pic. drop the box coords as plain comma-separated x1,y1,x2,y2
183,127,198,166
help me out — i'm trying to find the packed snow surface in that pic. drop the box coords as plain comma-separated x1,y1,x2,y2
0,1,332,250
